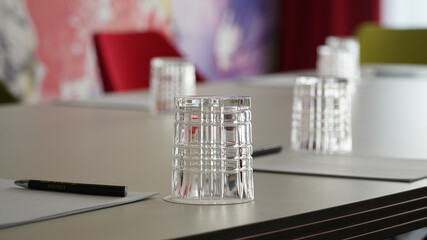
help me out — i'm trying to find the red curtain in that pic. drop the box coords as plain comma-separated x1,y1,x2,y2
280,0,380,71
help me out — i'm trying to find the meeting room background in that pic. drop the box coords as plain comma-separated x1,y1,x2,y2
2,0,422,104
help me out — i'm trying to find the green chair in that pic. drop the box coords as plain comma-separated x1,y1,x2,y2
356,23,427,64
0,79,18,104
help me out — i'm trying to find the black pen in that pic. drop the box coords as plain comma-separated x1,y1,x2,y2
14,179,127,197
252,144,282,158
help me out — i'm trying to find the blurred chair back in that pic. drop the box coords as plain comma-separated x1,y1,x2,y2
94,31,203,92
356,23,427,64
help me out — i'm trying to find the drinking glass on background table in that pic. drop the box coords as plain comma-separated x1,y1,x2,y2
326,36,359,60
149,57,196,113
291,75,352,154
317,36,360,85
164,96,254,205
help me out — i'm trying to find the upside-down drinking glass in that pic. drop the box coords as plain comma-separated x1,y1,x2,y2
291,75,352,154
164,96,254,205
149,57,196,113
317,36,360,84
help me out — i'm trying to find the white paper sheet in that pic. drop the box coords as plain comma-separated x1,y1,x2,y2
0,179,158,229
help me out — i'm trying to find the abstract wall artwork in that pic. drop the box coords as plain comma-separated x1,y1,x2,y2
0,0,279,102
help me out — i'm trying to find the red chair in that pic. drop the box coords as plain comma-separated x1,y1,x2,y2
94,31,204,92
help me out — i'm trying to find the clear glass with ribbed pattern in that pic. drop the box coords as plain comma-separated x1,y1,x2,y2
164,96,254,205
317,36,360,85
149,57,196,113
291,76,352,154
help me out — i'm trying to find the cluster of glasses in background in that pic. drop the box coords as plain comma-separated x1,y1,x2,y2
291,36,359,154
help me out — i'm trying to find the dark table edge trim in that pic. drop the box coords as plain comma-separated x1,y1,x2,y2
174,186,427,240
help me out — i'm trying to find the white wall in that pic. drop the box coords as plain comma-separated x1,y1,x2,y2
381,0,427,28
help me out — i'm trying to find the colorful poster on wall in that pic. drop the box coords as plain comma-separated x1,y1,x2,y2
0,0,279,102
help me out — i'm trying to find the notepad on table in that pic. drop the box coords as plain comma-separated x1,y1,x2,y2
0,178,158,229
254,151,427,182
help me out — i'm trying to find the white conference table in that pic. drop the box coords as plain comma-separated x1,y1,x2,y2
0,68,427,239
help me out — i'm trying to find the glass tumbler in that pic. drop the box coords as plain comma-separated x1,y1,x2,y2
149,57,196,113
164,96,254,205
291,76,352,154
317,36,360,85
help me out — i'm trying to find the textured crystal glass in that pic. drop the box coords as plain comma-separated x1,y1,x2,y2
291,76,352,154
164,96,254,205
149,57,196,113
317,36,360,84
